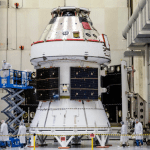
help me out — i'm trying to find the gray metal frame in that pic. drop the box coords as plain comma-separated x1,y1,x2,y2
133,93,146,127
1,88,25,135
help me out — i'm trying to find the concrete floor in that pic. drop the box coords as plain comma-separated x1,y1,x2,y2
8,140,150,150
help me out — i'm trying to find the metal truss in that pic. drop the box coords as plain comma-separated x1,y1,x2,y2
1,88,25,135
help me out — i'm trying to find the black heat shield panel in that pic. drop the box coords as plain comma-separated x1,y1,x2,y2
36,68,60,101
36,68,59,79
71,67,98,78
20,72,38,123
100,65,122,124
104,105,122,123
24,89,38,104
71,89,98,100
71,79,98,89
101,74,121,88
36,90,59,101
37,79,58,89
20,105,37,123
71,67,98,100
101,65,121,104
101,85,122,104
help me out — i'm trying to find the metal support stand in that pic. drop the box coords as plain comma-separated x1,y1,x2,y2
37,135,47,146
71,135,83,145
29,134,38,147
1,88,25,135
121,61,128,124
55,136,74,148
145,44,149,124
96,135,108,147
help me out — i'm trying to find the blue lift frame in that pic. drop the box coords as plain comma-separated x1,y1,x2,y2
0,69,33,89
0,69,33,135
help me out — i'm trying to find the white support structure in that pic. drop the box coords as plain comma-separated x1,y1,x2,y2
123,0,150,125
123,0,150,48
54,136,74,147
96,135,108,147
121,61,128,123
145,45,150,123
30,134,37,147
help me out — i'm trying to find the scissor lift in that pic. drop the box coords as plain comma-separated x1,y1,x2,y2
0,69,33,135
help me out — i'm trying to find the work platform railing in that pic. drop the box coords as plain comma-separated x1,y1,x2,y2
0,69,33,89
122,0,150,48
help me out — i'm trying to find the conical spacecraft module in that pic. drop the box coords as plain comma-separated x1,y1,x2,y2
30,6,111,147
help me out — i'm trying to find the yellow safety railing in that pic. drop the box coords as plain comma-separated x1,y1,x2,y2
0,133,150,149
34,134,36,150
91,137,93,150
0,133,150,137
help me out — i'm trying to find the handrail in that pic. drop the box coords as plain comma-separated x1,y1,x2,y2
0,69,33,89
122,0,147,39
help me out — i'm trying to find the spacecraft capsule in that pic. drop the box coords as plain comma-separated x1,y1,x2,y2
30,6,110,67
30,7,111,139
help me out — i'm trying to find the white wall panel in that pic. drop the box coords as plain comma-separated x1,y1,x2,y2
37,9,52,40
0,51,6,90
0,8,7,50
22,50,34,71
0,50,6,62
134,57,146,100
13,9,51,49
117,8,128,50
109,50,129,66
39,0,64,9
104,0,127,8
10,0,39,8
0,93,8,121
90,0,105,8
16,9,39,49
90,8,105,34
66,0,79,7
10,0,22,8
7,50,21,70
8,9,16,50
104,0,118,7
116,0,127,7
0,0,7,8
78,0,92,8
66,0,105,8
21,0,39,9
104,8,118,50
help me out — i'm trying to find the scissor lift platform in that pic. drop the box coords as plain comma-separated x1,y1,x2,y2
0,69,33,135
0,69,33,89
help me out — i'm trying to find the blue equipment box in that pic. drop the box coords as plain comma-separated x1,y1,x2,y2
0,141,5,148
9,137,21,147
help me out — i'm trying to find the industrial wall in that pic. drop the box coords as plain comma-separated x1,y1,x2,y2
132,0,147,101
0,0,129,121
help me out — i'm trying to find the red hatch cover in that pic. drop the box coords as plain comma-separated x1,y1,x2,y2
82,22,91,30
61,137,66,141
